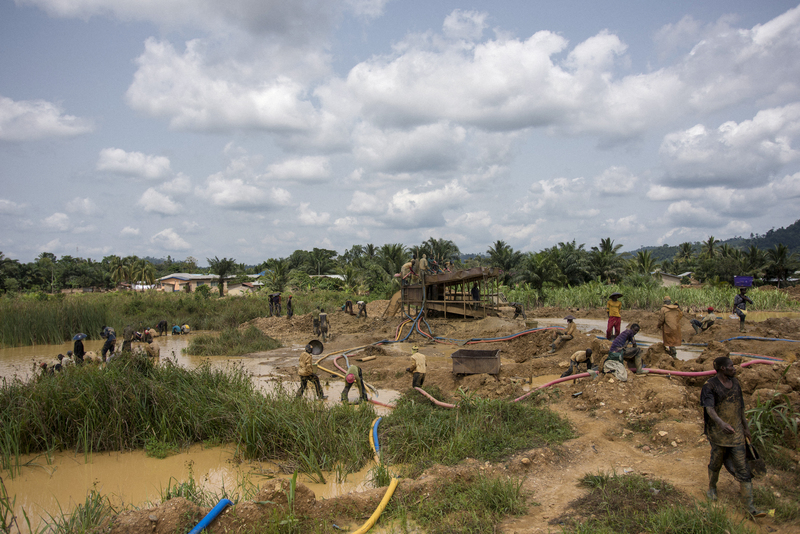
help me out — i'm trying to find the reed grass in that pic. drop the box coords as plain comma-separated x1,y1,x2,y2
186,326,282,356
379,388,574,475
505,282,800,312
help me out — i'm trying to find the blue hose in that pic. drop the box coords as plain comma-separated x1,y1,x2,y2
721,336,800,343
372,417,382,454
188,499,233,534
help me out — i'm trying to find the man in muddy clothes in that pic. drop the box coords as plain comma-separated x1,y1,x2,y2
296,344,327,400
549,315,577,353
341,364,369,403
286,295,293,319
357,300,367,318
561,349,594,377
407,345,427,388
733,288,754,333
100,326,116,362
122,324,135,352
319,308,329,342
691,307,717,334
604,323,644,380
344,299,354,315
511,302,526,320
156,320,168,336
400,259,416,285
657,296,683,358
312,307,321,336
701,356,765,517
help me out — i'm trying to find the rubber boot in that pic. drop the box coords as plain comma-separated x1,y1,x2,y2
706,468,719,501
560,362,575,378
548,343,556,354
739,323,746,333
635,353,648,375
693,324,701,335
741,481,766,518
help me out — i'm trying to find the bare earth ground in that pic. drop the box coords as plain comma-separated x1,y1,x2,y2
111,301,800,534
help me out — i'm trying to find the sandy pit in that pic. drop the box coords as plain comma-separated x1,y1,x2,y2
107,304,800,534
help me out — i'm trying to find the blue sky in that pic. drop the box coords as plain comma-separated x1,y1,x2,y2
2,0,800,265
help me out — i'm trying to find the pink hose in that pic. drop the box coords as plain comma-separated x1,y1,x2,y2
414,387,457,408
512,359,777,403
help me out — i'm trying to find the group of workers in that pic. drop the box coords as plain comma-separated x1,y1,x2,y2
343,299,368,318
296,343,427,403
400,255,456,284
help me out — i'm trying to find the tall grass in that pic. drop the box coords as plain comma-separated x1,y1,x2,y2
379,388,574,475
505,282,800,311
186,326,282,356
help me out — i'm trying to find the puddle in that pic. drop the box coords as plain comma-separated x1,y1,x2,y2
4,445,380,530
1,335,402,528
742,311,800,322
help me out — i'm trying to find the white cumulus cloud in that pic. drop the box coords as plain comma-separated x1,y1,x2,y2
96,148,172,179
138,187,182,215
150,228,191,251
0,95,93,141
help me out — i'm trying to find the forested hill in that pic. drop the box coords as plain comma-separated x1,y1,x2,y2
630,218,800,262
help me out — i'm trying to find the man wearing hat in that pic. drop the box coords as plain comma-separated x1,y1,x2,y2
691,307,718,334
657,296,683,358
296,344,327,400
606,293,623,340
406,345,427,388
341,364,369,403
549,315,577,353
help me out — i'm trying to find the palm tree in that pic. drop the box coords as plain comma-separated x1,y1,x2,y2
377,243,407,277
744,245,767,277
487,240,523,285
364,244,377,259
593,238,622,256
423,237,460,264
766,244,799,287
207,256,237,296
677,242,694,261
304,248,338,276
109,256,129,287
262,258,289,293
702,236,719,259
632,250,660,275
519,252,564,303
589,238,625,283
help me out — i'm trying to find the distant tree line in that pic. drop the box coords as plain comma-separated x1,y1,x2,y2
1,230,798,298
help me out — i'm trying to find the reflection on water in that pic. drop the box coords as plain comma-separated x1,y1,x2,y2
1,334,401,529
743,311,800,322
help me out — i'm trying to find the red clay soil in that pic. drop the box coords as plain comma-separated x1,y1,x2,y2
108,305,800,534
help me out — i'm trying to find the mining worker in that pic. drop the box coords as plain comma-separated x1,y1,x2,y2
548,315,577,353
657,296,683,358
344,299,354,315
561,349,594,377
181,324,191,335
296,344,327,400
341,364,369,403
142,327,154,344
73,336,85,364
357,300,367,318
100,326,116,362
604,323,643,381
419,254,429,274
319,308,329,342
145,337,160,358
400,259,416,285
156,320,168,336
172,324,181,335
692,307,717,334
274,293,281,317
606,292,623,340
406,345,427,388
471,283,481,310
701,356,766,517
286,295,293,319
122,324,135,352
312,306,321,336
733,288,754,333
511,302,526,320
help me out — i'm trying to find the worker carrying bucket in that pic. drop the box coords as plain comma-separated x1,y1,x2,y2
296,340,326,400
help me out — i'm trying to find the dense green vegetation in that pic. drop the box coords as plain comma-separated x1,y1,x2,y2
186,326,282,356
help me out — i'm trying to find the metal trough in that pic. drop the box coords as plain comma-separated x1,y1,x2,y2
451,349,501,375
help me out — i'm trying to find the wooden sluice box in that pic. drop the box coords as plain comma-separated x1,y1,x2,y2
450,349,501,375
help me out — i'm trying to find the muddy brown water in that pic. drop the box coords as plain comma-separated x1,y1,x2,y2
1,333,400,530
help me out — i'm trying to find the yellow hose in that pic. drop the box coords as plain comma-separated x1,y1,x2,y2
350,477,399,534
317,364,344,379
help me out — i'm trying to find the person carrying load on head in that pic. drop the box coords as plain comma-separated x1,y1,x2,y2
606,292,623,340
548,316,577,353
701,356,766,518
341,364,369,403
604,323,644,381
406,345,427,388
733,288,754,333
691,307,718,334
296,344,327,400
657,296,683,359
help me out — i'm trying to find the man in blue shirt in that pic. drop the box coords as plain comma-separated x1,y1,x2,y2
604,323,645,380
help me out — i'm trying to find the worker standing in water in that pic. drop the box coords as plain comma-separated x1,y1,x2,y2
341,364,369,403
296,344,327,400
406,345,427,388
